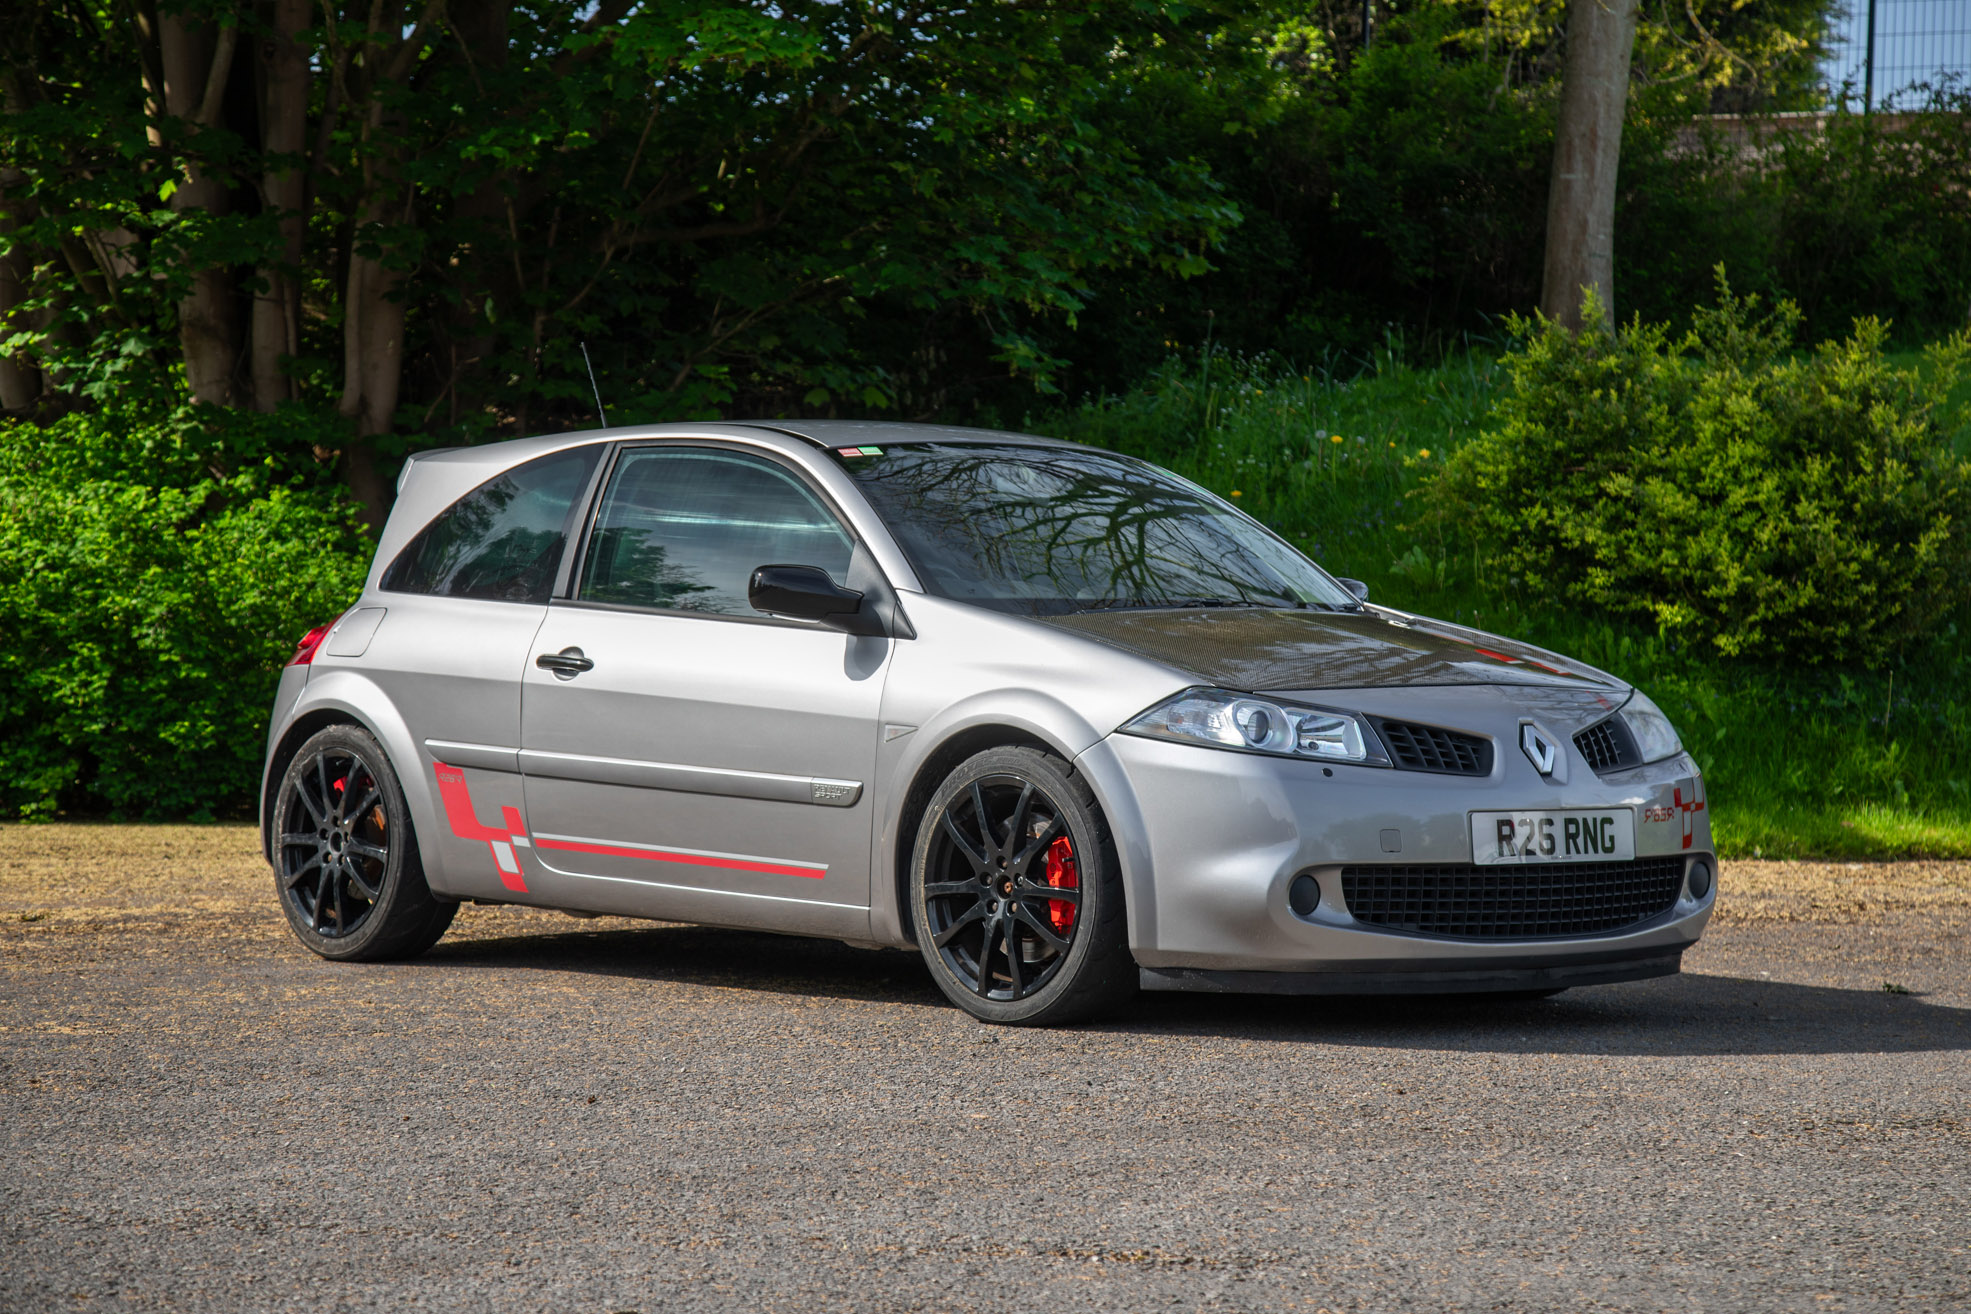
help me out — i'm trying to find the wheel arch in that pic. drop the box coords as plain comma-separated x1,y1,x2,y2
885,722,1131,948
259,676,438,882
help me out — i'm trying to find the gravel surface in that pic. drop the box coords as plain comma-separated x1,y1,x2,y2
3,824,1968,1312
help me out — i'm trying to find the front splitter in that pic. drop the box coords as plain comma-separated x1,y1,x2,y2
1139,947,1682,995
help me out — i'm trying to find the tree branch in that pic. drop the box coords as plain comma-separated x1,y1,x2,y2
194,19,238,126
385,0,449,85
548,0,636,80
118,0,168,147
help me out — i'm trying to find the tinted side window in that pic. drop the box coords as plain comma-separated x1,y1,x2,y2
578,449,854,615
382,447,601,604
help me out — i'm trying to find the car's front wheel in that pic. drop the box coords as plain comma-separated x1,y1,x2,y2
272,724,456,961
910,747,1135,1025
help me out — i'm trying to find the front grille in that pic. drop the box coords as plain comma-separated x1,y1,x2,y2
1374,719,1493,776
1340,858,1685,939
1574,718,1641,773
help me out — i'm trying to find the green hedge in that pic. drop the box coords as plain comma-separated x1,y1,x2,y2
1425,279,1971,666
0,407,368,818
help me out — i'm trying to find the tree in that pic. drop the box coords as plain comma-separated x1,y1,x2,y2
0,2,1236,521
1541,0,1640,331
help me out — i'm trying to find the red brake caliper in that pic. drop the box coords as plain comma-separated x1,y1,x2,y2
1045,836,1078,934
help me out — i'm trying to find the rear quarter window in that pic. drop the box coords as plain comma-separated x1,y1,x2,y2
382,447,601,604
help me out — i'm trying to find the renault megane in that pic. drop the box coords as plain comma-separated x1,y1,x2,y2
262,421,1714,1024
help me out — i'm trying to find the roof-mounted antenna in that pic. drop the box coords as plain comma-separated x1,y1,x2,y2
580,341,608,428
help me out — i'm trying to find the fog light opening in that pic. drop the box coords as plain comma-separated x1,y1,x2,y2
1288,873,1322,917
1687,860,1713,901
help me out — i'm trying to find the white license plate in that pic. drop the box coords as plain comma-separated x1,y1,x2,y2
1470,809,1635,864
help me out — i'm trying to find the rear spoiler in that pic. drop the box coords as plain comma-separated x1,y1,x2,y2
395,446,466,494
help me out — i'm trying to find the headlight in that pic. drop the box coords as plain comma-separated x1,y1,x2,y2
1121,689,1386,765
1619,689,1683,764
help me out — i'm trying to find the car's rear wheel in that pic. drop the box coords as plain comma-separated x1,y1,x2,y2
910,747,1135,1025
272,725,455,961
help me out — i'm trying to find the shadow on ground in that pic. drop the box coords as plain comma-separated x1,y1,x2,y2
422,922,1971,1058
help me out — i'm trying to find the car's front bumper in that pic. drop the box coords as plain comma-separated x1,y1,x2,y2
1075,688,1715,988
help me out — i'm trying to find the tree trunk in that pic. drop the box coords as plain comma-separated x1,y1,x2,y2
438,0,516,426
338,199,408,528
0,235,38,413
0,158,39,412
158,9,242,404
331,0,447,527
1539,0,1639,331
250,0,310,412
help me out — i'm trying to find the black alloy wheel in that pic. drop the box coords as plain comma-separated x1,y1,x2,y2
280,745,390,938
273,724,455,961
924,773,1080,1001
912,747,1134,1025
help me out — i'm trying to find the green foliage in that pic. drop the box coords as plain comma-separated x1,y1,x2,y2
1062,4,1561,380
1426,280,1971,665
1769,86,1971,344
0,408,369,818
1062,0,1865,391
1621,84,1971,345
1,1,1237,438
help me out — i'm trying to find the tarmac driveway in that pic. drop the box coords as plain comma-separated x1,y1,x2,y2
3,825,1967,1312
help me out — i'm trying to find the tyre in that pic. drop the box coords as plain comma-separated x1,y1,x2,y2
272,724,456,961
910,746,1135,1025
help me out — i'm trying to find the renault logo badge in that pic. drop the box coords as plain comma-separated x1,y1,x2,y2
1521,723,1565,781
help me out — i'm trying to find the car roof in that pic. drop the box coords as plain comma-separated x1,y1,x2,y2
749,419,1076,451
374,420,1077,596
394,420,1077,492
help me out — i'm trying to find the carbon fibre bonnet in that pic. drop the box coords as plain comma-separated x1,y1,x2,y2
1038,606,1626,692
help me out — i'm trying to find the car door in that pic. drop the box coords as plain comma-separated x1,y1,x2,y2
352,444,604,901
516,443,890,938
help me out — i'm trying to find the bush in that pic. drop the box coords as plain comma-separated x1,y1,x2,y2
1771,85,1971,346
1423,277,1971,666
0,407,369,818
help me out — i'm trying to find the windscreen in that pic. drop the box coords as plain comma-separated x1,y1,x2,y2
833,442,1357,616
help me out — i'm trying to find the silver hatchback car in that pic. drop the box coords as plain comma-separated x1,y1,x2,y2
262,421,1715,1024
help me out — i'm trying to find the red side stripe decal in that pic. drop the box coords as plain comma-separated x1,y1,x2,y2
532,837,825,880
432,761,530,893
433,761,825,886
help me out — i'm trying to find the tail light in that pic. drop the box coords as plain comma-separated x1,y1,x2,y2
288,619,337,667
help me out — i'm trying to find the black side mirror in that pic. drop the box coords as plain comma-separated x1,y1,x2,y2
1338,577,1370,603
749,564,886,636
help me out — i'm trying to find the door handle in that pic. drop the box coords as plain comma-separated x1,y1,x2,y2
536,647,594,679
